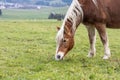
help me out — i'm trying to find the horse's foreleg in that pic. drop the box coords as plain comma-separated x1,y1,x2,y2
86,25,96,57
95,23,111,59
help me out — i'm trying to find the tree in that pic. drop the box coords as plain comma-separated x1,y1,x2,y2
49,0,66,7
62,0,72,5
6,0,12,3
5,0,72,6
35,1,49,6
6,0,32,4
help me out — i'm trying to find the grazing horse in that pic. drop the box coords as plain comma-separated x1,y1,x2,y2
55,0,120,60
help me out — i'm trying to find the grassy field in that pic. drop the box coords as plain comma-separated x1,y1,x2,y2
0,20,120,80
0,7,68,20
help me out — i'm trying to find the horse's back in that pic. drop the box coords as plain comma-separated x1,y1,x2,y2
103,0,120,28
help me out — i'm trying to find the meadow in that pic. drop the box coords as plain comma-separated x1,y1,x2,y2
0,7,68,20
0,20,120,80
0,8,120,80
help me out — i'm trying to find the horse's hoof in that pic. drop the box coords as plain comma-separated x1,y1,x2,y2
103,55,110,59
87,54,94,58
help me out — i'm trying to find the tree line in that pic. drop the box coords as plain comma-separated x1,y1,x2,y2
5,0,72,7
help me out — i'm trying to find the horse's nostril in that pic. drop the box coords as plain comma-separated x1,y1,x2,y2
57,55,61,59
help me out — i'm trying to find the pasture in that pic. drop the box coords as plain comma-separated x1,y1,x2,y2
0,20,120,80
0,7,68,20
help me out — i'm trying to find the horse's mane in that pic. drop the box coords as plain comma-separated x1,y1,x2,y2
56,0,98,43
56,0,84,40
92,0,98,7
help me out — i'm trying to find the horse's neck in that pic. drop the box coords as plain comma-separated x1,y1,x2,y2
63,0,83,34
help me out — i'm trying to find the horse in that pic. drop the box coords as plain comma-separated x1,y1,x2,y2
55,0,120,60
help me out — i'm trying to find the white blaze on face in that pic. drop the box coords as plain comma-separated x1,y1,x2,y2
55,52,64,60
55,24,64,60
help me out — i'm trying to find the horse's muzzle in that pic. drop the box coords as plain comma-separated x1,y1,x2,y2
55,52,64,60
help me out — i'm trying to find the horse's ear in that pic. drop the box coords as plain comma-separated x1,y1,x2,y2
57,27,60,31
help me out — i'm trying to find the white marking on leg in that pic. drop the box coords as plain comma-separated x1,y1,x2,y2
55,52,64,60
95,23,111,59
86,25,96,57
103,40,111,59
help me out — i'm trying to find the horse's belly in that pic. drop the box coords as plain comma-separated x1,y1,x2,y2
104,0,120,29
106,23,120,29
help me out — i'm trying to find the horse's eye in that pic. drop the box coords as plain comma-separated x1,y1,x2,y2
63,39,66,42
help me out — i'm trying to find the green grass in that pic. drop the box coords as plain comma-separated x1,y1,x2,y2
0,20,120,80
0,7,68,20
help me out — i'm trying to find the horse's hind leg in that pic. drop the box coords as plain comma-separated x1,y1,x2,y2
95,23,111,59
86,25,96,57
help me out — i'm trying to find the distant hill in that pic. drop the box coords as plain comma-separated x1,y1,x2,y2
5,0,72,7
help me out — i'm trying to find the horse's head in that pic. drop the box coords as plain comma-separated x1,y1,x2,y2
55,0,84,60
55,20,74,60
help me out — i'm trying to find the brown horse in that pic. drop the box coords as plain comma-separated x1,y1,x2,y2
55,0,120,60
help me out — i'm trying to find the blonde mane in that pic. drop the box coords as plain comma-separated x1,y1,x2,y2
56,0,84,53
56,0,84,38
92,0,98,8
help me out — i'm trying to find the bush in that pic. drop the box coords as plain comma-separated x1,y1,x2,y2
48,12,65,20
0,9,2,15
